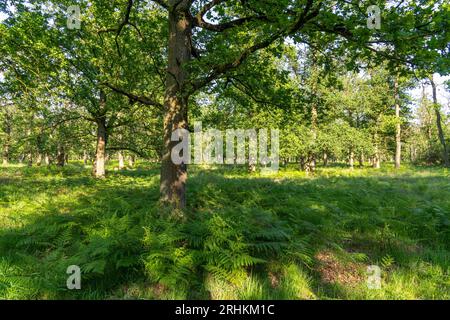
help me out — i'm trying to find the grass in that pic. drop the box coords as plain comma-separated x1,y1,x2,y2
0,162,449,300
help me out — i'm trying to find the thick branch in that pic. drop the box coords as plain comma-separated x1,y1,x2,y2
103,83,163,109
193,15,269,32
190,0,321,92
192,0,270,32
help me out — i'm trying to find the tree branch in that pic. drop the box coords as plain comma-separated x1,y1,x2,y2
197,0,227,18
193,15,269,32
190,0,321,92
102,83,163,109
97,0,140,56
193,0,270,32
310,21,416,67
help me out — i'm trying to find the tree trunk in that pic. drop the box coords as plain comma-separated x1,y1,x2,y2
2,120,10,166
118,151,125,170
160,2,191,208
323,152,328,167
128,154,135,167
26,127,33,167
94,117,107,178
359,153,364,167
430,76,449,167
410,145,417,163
2,144,9,166
310,103,317,172
373,133,381,169
36,153,42,166
57,145,65,167
27,153,33,167
298,157,305,171
394,77,401,169
373,155,381,169
83,151,88,165
309,156,316,172
349,149,354,169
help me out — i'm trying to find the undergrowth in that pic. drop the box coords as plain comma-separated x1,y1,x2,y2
0,162,449,299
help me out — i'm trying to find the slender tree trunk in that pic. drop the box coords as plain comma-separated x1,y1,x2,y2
373,155,381,169
160,2,191,208
36,153,42,166
394,77,402,169
128,154,135,167
83,151,88,165
323,152,328,167
421,84,434,163
26,127,33,167
430,77,449,167
94,117,107,178
309,155,316,172
2,119,10,166
373,133,381,169
359,153,364,167
298,157,305,171
349,149,354,169
27,153,33,167
2,144,9,166
118,151,125,170
409,145,416,163
57,145,65,166
310,103,317,172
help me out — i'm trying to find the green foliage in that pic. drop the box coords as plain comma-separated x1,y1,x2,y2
1,163,449,299
142,206,293,297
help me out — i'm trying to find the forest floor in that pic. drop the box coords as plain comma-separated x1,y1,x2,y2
0,162,449,300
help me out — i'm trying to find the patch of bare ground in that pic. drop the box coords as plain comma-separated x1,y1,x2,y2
315,251,365,287
268,271,280,288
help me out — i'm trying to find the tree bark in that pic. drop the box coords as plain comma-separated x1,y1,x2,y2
323,152,328,167
2,116,11,165
56,145,65,167
83,151,88,165
27,153,33,167
94,117,107,178
2,144,9,166
349,149,354,169
430,77,449,167
118,151,125,170
310,103,317,172
128,154,135,167
373,133,381,169
160,2,192,208
359,153,364,167
394,77,401,169
36,153,42,166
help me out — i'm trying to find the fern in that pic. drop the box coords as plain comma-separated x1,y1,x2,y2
381,254,395,269
142,206,308,289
